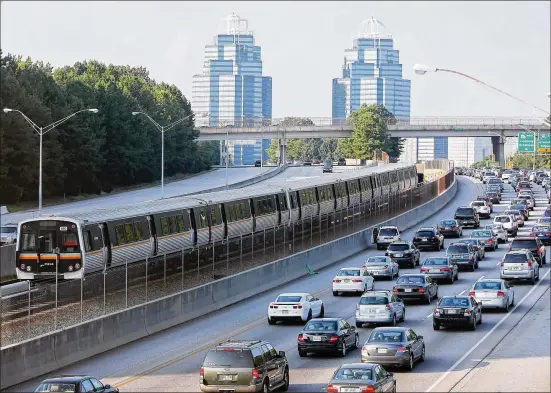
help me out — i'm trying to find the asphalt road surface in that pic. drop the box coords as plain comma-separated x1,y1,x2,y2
9,176,550,392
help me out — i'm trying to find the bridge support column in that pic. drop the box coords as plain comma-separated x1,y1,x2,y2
278,138,287,166
491,135,505,168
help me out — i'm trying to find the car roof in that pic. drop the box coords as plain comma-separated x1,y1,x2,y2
397,273,425,277
277,293,309,297
417,227,435,231
380,226,398,229
361,290,392,297
41,375,92,383
310,317,340,321
512,237,536,241
338,363,376,369
339,267,363,270
507,249,531,254
440,295,469,300
371,326,408,331
477,278,503,282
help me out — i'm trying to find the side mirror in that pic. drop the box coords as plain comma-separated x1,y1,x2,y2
387,372,394,377
279,350,285,358
104,385,111,389
417,335,423,340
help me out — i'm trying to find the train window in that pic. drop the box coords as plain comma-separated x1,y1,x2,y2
176,215,185,232
277,194,287,211
124,223,135,243
83,230,92,252
289,193,296,209
227,205,235,222
60,233,78,252
210,208,218,225
160,217,169,236
168,216,176,234
134,222,143,241
267,197,275,213
115,225,126,245
20,232,36,252
199,209,208,228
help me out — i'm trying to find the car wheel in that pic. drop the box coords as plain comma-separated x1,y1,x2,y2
433,322,440,330
319,305,325,318
511,294,515,307
471,264,476,272
356,322,362,328
400,309,406,322
298,350,307,357
307,310,312,321
333,291,338,296
420,345,426,362
340,340,347,357
354,334,360,349
390,314,397,326
262,379,269,393
406,354,415,370
392,382,397,393
268,318,275,325
470,316,477,331
280,368,289,391
477,312,482,325
503,300,509,313
426,292,432,304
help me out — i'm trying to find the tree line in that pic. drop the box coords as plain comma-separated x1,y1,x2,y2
265,105,404,163
0,51,219,205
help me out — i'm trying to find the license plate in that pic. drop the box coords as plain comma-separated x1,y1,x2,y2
512,266,521,271
453,255,462,258
372,271,380,275
281,310,289,314
405,288,412,292
445,227,451,230
447,309,458,314
377,348,388,354
395,253,403,257
422,238,428,242
220,375,233,381
429,269,440,273
344,279,350,283
312,336,322,341
341,388,360,393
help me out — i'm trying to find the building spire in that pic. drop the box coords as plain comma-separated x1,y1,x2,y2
358,17,391,38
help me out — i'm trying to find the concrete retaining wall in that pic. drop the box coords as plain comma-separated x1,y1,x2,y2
0,178,457,389
1,244,16,280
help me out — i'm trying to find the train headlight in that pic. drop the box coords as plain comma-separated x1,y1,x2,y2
68,265,74,272
26,265,31,272
75,263,81,270
20,264,25,270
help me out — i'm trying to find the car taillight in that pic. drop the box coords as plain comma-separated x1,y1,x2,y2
486,239,492,243
361,386,376,393
352,279,362,283
327,385,338,393
547,233,551,236
333,279,341,283
464,309,471,315
270,305,278,309
530,233,536,237
328,335,339,343
298,334,305,342
473,246,479,250
497,291,505,297
509,247,512,251
396,346,408,353
200,367,204,377
432,236,438,240
292,305,303,309
468,291,475,296
392,288,398,292
383,265,388,269
385,304,391,310
441,267,451,271
526,261,532,267
420,268,428,272
252,369,260,379
453,226,458,230
418,288,425,293
500,261,504,266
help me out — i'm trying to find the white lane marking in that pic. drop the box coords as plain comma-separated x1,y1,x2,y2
425,268,551,392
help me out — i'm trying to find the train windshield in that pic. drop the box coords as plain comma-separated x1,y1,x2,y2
19,220,80,253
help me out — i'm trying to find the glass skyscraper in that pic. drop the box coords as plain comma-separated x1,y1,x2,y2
332,18,411,121
192,14,272,165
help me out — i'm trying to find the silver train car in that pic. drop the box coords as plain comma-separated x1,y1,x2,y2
15,163,418,280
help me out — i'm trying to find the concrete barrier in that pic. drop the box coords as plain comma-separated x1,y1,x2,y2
0,177,457,390
1,244,16,280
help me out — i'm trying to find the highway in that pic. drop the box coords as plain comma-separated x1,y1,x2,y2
0,167,277,225
8,176,550,392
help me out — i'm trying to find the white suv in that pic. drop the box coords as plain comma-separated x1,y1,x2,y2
494,215,518,236
374,226,401,250
500,250,540,284
469,200,491,219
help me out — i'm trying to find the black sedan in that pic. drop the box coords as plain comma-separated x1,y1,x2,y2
392,274,438,304
433,296,482,331
437,219,463,238
412,227,445,251
385,241,421,268
35,375,118,393
298,318,359,357
360,327,425,370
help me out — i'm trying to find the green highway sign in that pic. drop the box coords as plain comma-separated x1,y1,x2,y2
537,132,551,153
518,132,535,152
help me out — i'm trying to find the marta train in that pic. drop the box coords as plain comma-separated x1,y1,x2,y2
15,163,419,280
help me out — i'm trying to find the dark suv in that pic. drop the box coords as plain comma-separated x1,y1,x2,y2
412,227,444,251
510,237,546,266
454,207,480,228
385,241,420,268
200,340,289,392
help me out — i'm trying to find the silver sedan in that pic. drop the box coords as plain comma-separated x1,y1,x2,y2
484,224,509,244
420,257,459,284
327,363,396,393
469,279,515,312
471,229,498,251
363,256,399,280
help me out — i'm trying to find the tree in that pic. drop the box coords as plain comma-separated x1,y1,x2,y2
344,104,401,161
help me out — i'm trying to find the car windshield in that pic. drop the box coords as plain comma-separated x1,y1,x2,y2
337,269,361,276
379,228,398,236
359,296,389,305
423,258,448,266
486,192,497,197
0,227,16,234
388,244,409,251
472,231,491,237
439,220,456,226
333,368,373,381
396,275,425,284
460,239,478,246
511,205,526,212
415,231,434,237
503,253,529,263
439,297,469,307
276,295,302,303
474,281,502,290
366,257,387,263
511,240,536,248
456,208,473,215
495,216,511,223
304,321,337,331
203,349,253,367
368,330,404,343
447,245,469,254
34,383,77,392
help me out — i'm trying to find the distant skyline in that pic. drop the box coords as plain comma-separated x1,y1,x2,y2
2,1,550,119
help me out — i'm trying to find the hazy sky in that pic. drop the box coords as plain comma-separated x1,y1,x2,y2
2,1,550,119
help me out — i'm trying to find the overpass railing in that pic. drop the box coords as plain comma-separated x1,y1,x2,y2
1,162,455,347
204,117,546,129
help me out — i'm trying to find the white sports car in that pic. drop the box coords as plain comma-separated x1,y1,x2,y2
267,292,324,324
332,266,375,296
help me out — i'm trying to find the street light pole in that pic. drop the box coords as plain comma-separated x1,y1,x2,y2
132,112,208,198
3,108,99,215
413,64,550,116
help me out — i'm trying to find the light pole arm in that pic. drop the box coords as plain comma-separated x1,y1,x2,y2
7,110,42,133
437,68,550,116
162,113,193,132
42,109,96,135
133,112,163,131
